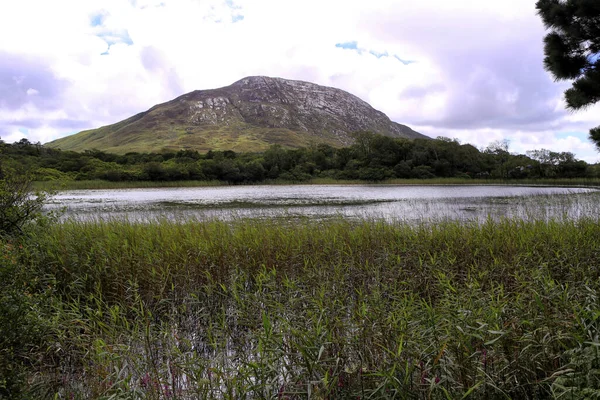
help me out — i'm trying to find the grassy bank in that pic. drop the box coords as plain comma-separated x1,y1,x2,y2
34,177,600,191
33,179,226,191
3,216,600,398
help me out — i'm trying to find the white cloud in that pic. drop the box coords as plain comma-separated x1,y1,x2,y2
0,0,598,163
419,125,599,163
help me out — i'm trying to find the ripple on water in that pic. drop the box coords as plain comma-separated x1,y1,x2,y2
46,185,600,223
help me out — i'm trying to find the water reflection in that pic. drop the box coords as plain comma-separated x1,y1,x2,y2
46,184,600,223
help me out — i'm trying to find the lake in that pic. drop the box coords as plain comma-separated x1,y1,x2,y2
46,184,600,222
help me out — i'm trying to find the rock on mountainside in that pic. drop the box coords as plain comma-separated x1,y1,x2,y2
46,76,429,154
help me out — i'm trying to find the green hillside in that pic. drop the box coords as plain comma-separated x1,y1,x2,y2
46,76,427,154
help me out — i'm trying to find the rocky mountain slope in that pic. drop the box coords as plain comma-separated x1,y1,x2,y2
46,76,429,154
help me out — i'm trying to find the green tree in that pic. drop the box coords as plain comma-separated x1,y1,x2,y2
536,0,600,148
485,139,511,178
527,148,557,177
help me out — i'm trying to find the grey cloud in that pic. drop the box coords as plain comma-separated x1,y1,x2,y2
0,52,69,111
369,8,569,131
427,40,569,131
0,53,98,135
141,46,163,71
400,83,446,99
140,46,184,98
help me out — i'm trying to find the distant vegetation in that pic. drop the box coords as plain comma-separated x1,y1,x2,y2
1,133,595,186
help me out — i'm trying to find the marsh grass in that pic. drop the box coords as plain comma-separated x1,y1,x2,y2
4,213,597,399
311,177,600,187
154,199,393,210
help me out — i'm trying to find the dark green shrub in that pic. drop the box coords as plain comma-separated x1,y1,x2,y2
0,170,49,238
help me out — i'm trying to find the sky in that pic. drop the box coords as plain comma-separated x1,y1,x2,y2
1,0,599,162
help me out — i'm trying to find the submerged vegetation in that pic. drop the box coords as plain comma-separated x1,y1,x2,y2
3,214,600,398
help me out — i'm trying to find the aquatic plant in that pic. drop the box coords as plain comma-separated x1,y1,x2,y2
2,215,597,398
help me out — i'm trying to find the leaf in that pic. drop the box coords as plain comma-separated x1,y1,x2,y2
462,381,483,398
434,342,447,365
262,311,271,334
318,345,326,361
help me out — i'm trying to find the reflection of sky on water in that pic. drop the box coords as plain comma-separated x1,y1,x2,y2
45,185,600,223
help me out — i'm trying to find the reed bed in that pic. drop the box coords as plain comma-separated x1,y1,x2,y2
4,216,600,398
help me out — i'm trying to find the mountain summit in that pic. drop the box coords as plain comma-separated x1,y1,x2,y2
47,76,429,154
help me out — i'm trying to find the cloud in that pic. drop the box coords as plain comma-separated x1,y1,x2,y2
355,1,568,130
0,0,598,163
335,41,358,50
140,46,183,97
335,41,415,65
0,52,68,111
417,114,600,163
90,12,107,27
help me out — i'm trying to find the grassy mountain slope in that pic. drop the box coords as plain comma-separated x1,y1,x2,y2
47,76,428,154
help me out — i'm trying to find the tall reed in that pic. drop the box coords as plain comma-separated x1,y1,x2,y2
8,216,600,398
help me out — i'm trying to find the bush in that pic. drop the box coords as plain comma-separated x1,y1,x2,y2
0,245,53,399
0,169,49,238
358,167,393,181
410,165,436,179
394,161,412,178
0,168,55,398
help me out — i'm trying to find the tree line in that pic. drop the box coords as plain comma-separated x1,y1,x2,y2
0,133,594,183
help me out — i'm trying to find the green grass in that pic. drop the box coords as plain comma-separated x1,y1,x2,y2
4,215,600,398
33,179,226,191
45,119,343,155
374,177,600,187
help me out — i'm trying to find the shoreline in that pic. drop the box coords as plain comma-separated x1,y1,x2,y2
35,177,600,191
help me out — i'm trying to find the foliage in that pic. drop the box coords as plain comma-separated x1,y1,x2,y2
536,0,600,148
0,135,593,187
0,240,55,399
552,343,600,397
527,148,588,178
0,169,50,238
0,147,56,398
0,215,596,397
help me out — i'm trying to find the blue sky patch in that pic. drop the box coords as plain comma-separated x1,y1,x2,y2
90,13,105,27
18,127,29,135
394,55,415,65
97,31,133,46
97,30,134,54
369,50,388,58
336,41,414,65
556,131,587,141
224,0,243,22
335,41,358,50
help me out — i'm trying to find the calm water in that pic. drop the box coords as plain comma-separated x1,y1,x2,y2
46,184,600,222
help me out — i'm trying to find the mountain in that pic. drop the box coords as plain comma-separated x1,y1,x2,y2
46,76,429,154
